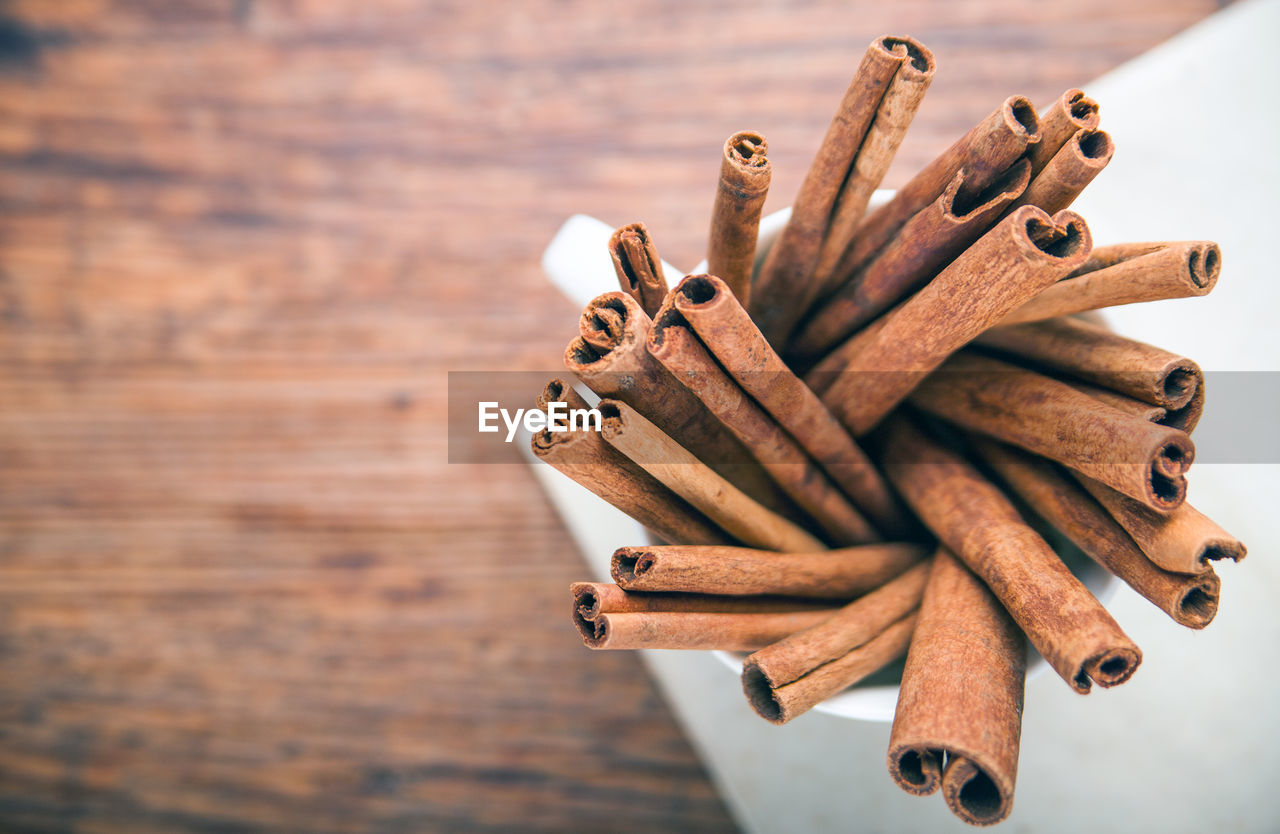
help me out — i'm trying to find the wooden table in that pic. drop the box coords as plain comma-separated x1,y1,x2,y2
0,2,1225,831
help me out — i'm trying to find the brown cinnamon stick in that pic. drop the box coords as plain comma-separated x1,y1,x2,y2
998,241,1222,326
707,131,772,306
877,416,1141,693
810,39,937,294
608,222,668,318
1002,128,1113,216
597,399,826,553
751,35,935,345
811,206,1091,434
612,542,926,598
530,403,731,546
670,273,912,537
791,160,1031,360
741,559,931,724
1024,89,1100,176
977,316,1202,409
908,351,1194,513
835,96,1041,285
976,438,1221,628
566,291,787,511
1075,475,1247,574
571,583,840,650
887,548,1025,825
647,298,878,545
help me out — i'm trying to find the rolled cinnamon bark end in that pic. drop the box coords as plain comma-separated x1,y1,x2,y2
877,416,1141,693
671,273,912,537
888,549,1024,822
838,95,1040,282
908,351,1193,513
1161,377,1206,434
1006,128,1114,216
707,131,772,307
597,399,825,553
1076,382,1168,423
975,437,1221,628
608,222,668,318
1076,475,1247,574
536,377,591,413
1026,88,1100,176
813,206,1091,435
648,298,877,545
998,240,1221,326
942,757,1012,827
751,34,926,345
977,316,1203,409
794,158,1031,361
611,542,926,597
742,559,931,723
531,418,731,546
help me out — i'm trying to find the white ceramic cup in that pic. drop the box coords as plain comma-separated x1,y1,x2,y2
537,193,1118,721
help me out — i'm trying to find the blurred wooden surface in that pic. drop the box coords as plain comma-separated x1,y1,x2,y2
0,1,1225,831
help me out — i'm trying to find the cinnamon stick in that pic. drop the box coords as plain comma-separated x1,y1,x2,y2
566,291,788,511
791,160,1031,360
670,273,912,537
751,35,935,345
597,399,826,553
1002,128,1113,216
977,316,1203,409
608,222,667,318
810,38,937,295
1075,475,1247,574
571,582,839,651
707,131,772,306
811,206,1091,434
1024,89,1100,176
908,351,1194,513
612,542,926,598
887,548,1025,826
997,241,1222,327
530,403,731,546
741,559,931,724
835,96,1041,285
877,415,1141,693
976,437,1221,628
647,298,878,544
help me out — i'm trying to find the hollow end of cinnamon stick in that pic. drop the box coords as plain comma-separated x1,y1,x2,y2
878,34,936,76
725,131,769,171
1158,363,1201,410
570,585,609,647
1024,209,1089,259
1076,128,1114,162
1063,89,1100,129
611,546,657,583
1177,573,1221,629
1004,95,1041,145
675,274,720,308
1194,536,1248,570
942,756,1011,826
888,745,943,796
1188,242,1222,289
1077,646,1142,691
741,659,786,724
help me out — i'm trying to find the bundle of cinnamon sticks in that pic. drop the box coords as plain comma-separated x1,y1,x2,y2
535,34,1244,827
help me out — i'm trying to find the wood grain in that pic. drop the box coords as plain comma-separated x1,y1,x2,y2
0,1,1223,830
